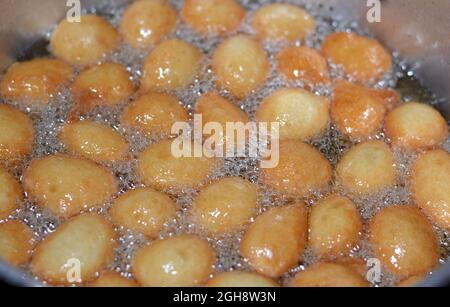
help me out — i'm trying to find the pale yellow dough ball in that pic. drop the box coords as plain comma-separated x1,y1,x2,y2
205,271,279,287
0,167,23,220
0,220,34,267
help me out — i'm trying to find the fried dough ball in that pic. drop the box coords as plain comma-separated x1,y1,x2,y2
289,262,368,287
109,187,177,238
374,88,400,111
0,167,22,220
121,92,189,136
240,204,308,278
71,62,135,111
385,102,448,150
31,213,116,285
60,120,129,163
50,15,119,66
276,46,330,87
252,4,315,42
309,195,362,258
191,177,257,235
369,206,439,278
411,150,450,230
120,0,177,49
0,104,35,162
132,234,215,286
138,139,218,191
397,275,424,287
22,154,118,219
212,35,270,99
181,0,245,36
321,32,392,82
88,272,139,287
260,140,332,197
331,81,387,139
0,220,34,267
336,140,396,194
205,271,279,287
0,59,73,105
141,39,203,92
255,88,330,141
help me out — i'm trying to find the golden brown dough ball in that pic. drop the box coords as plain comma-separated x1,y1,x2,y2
50,15,119,66
331,81,387,139
309,195,362,258
191,177,257,235
121,92,189,136
289,262,368,287
0,220,34,267
88,271,139,287
141,39,203,92
255,88,330,141
369,205,439,278
120,0,177,48
31,213,116,285
0,59,73,105
0,104,35,162
205,271,279,287
22,154,118,219
212,35,270,99
60,120,129,163
373,88,400,111
71,62,135,112
260,140,332,197
336,140,396,194
240,204,308,278
252,4,315,42
385,102,448,150
138,139,218,191
132,234,215,286
0,167,22,220
276,46,330,87
411,150,450,230
321,32,392,82
181,0,245,36
109,187,177,238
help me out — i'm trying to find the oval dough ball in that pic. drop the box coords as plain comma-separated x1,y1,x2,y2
191,177,258,235
255,88,330,141
71,62,135,111
385,102,448,150
120,0,177,48
31,213,116,285
309,195,362,258
121,92,189,136
132,234,215,286
0,59,73,105
212,35,270,99
260,140,332,197
60,120,129,163
369,205,439,278
88,271,139,287
321,32,392,82
252,4,315,41
240,204,308,278
205,271,279,287
276,46,330,87
290,262,368,287
109,187,177,238
181,0,245,36
0,167,22,220
411,150,450,230
336,140,396,194
50,15,119,66
331,81,387,139
138,139,218,191
141,39,203,92
0,104,35,162
0,220,34,266
23,154,118,219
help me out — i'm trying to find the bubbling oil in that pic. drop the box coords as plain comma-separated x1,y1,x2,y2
0,0,448,287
